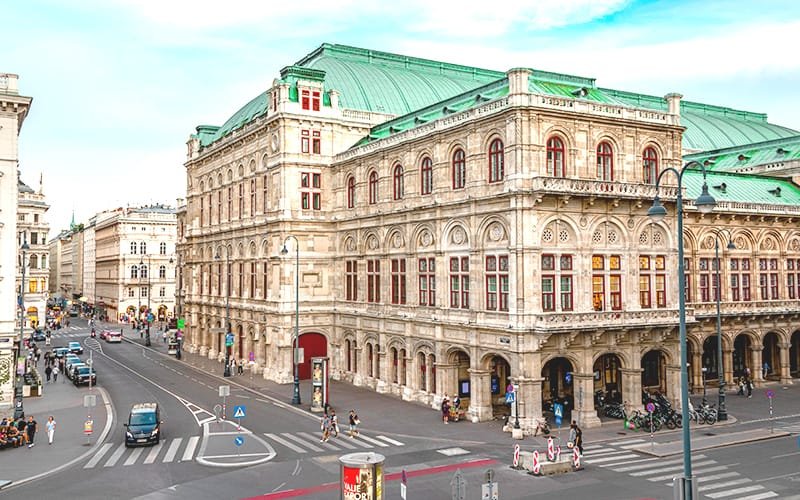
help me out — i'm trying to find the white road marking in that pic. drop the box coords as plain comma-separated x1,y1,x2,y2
630,459,715,477
143,442,163,464
201,452,272,459
353,434,389,447
613,455,704,473
348,436,376,448
163,438,183,463
84,443,114,468
376,435,404,446
104,443,127,467
706,485,767,498
698,478,751,492
265,433,307,453
332,436,357,449
124,447,144,466
732,493,778,500
182,436,200,462
584,453,641,464
299,431,340,450
645,463,723,482
697,472,740,483
280,432,324,452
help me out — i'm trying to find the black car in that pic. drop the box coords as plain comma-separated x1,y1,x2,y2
32,330,46,342
73,366,97,386
124,403,161,447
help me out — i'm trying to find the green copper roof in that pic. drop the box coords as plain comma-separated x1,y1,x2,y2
196,93,268,146
684,170,800,206
683,135,800,171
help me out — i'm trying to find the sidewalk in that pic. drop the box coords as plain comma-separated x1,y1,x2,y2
0,370,111,490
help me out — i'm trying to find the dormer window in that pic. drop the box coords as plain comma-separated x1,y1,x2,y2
777,147,788,155
571,87,589,98
301,89,321,111
737,154,750,161
769,187,782,197
713,183,727,193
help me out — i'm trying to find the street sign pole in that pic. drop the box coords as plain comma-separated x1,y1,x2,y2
767,390,775,434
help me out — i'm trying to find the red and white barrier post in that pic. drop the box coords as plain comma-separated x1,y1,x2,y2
532,450,541,475
547,436,555,461
512,443,520,468
573,446,582,470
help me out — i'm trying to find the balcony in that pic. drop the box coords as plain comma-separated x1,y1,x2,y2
692,299,800,319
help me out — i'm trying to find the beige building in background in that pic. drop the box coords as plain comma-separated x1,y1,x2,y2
0,73,32,410
179,44,800,431
17,174,50,329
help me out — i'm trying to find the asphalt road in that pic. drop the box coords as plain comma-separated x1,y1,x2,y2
5,320,800,500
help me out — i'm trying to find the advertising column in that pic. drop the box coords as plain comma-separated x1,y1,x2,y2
311,356,328,412
340,452,384,500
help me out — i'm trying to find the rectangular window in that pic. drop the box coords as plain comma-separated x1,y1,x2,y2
541,254,572,312
301,89,310,110
238,182,244,218
788,259,800,299
250,262,256,298
312,131,321,154
250,179,256,216
391,259,407,305
699,258,710,302
301,130,310,153
217,191,222,224
592,276,605,311
684,258,691,303
367,259,380,303
263,262,268,299
141,287,148,298
592,254,621,311
312,91,320,111
263,175,268,214
770,273,779,300
560,275,573,311
226,187,232,221
639,255,667,309
449,256,469,309
485,255,509,311
542,276,555,312
346,260,358,301
418,258,435,306
300,171,322,211
200,196,204,226
159,287,165,297
655,274,666,307
237,262,244,296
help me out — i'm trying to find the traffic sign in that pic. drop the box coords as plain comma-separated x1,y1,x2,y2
218,385,230,397
555,416,562,427
553,402,564,418
225,333,234,347
84,420,94,435
766,389,775,399
177,318,185,329
83,394,97,408
505,391,516,404
646,402,655,413
233,405,246,418
234,436,244,447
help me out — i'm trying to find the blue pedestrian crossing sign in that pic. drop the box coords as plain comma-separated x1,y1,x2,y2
553,403,564,418
225,333,234,347
233,405,246,418
234,436,244,446
505,392,516,404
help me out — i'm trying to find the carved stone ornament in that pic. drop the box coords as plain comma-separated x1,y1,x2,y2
345,237,356,252
367,235,379,250
735,236,747,250
627,218,635,229
704,235,715,250
420,230,433,248
391,232,404,249
761,238,775,251
451,226,467,245
790,239,800,252
488,223,505,242
271,133,280,153
579,216,588,228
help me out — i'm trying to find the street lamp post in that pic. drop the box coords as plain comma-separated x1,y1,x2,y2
15,240,30,419
281,236,301,405
712,229,735,421
215,247,231,377
648,161,716,500
140,255,152,346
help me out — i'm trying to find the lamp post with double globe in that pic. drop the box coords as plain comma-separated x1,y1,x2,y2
647,160,716,500
711,228,735,421
281,235,301,405
214,246,232,377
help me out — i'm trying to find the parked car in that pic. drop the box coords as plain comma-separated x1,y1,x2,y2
124,403,161,447
53,347,70,358
67,362,87,380
99,330,111,340
68,341,83,355
32,330,47,342
64,354,81,368
73,366,97,386
106,331,122,343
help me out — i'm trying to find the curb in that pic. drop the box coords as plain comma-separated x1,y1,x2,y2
633,430,790,457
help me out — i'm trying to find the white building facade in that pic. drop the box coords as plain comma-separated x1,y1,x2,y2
17,174,50,329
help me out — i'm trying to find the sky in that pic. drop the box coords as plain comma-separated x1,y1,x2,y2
4,0,800,234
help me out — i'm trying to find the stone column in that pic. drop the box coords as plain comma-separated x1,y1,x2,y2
779,342,792,385
468,369,492,422
352,346,365,386
376,350,389,393
436,363,458,400
621,368,644,411
666,364,682,408
401,355,414,401
750,347,764,385
691,350,703,393
574,373,602,428
723,348,734,390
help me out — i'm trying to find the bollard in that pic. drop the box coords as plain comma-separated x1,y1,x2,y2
573,446,582,470
547,436,555,461
531,450,541,475
555,445,561,463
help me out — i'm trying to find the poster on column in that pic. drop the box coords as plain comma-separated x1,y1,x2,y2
311,356,328,412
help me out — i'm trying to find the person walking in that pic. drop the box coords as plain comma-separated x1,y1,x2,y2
320,413,331,442
238,359,244,375
330,409,340,438
26,415,38,448
569,420,584,455
762,361,770,379
45,364,52,382
59,358,66,382
746,376,753,398
46,416,56,445
53,365,59,383
348,410,360,437
441,396,450,424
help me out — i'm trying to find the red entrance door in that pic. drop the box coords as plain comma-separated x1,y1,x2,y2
298,332,327,379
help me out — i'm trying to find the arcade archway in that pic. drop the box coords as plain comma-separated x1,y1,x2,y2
762,332,780,380
542,357,574,418
733,334,752,378
298,332,327,380
641,350,667,396
593,353,622,403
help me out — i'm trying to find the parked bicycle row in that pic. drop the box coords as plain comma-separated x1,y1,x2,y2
596,390,718,431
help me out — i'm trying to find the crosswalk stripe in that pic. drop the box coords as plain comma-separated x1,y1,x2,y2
299,432,340,450
332,437,358,449
583,447,616,454
104,443,127,467
612,455,705,473
698,472,740,483
376,435,404,446
706,485,766,499
698,478,751,492
281,432,324,452
587,449,637,458
582,444,605,451
614,438,646,446
596,456,659,468
646,463,724,482
84,443,114,468
124,447,144,466
584,453,640,464
631,459,716,477
182,436,200,461
347,435,375,448
143,442,163,464
733,493,778,500
620,442,650,449
163,438,183,463
353,434,389,447
265,433,307,453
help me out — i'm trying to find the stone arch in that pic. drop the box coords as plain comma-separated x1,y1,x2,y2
412,340,435,355
637,224,669,250
384,226,406,252
477,216,510,249
639,345,675,366
441,220,470,251
259,239,269,258
541,356,575,418
641,348,669,395
732,229,756,252
217,173,223,186
248,241,257,257
541,352,583,373
638,138,666,160
539,216,579,247
732,331,757,378
587,218,628,248
342,233,358,254
237,163,244,177
593,352,625,404
363,231,381,253
479,351,512,370
758,230,783,253
410,223,436,253
414,148,434,168
592,349,631,369
226,168,233,183
786,232,800,253
592,132,623,156
235,241,245,259
248,159,256,173
446,140,467,160
482,129,506,152
541,125,575,152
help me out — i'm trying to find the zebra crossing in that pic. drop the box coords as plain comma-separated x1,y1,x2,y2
582,438,778,500
84,436,200,469
262,431,404,455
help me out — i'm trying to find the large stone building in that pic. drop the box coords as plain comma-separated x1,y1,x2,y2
179,44,800,430
0,74,32,410
48,229,74,300
17,174,50,329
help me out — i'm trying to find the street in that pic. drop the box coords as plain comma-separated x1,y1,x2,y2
3,318,799,500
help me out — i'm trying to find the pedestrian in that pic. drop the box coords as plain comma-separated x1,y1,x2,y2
568,420,584,455
348,409,360,437
26,415,37,448
45,364,52,382
238,359,244,375
747,377,753,398
762,361,770,379
330,409,340,438
53,365,59,383
441,396,450,424
229,358,237,375
162,330,167,343
46,416,56,445
737,376,745,396
320,413,331,442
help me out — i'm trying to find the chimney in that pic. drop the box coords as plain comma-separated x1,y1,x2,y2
665,93,683,116
507,68,532,95
328,89,340,110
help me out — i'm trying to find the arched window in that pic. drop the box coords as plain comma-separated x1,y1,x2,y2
347,176,355,209
643,147,659,184
140,265,148,279
131,265,139,279
393,165,404,200
488,138,504,182
130,242,137,254
139,242,147,255
546,136,566,177
452,148,466,189
41,255,47,268
596,142,614,181
420,157,433,195
29,254,38,269
368,171,378,205
159,265,166,278
160,242,167,255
